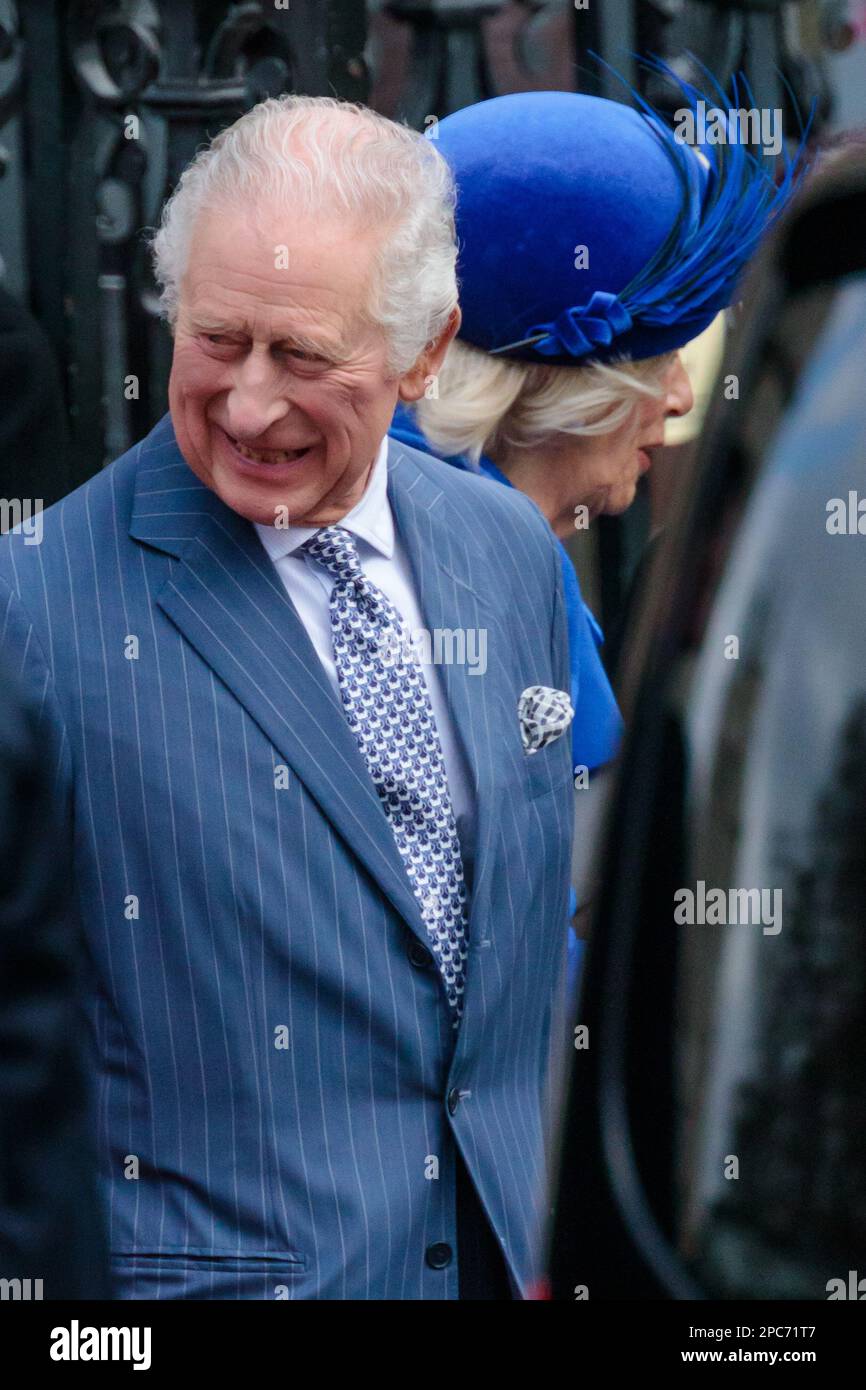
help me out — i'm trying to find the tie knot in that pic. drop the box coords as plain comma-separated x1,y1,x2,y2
301,525,363,584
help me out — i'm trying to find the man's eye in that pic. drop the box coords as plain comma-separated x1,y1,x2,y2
202,333,236,347
285,348,327,364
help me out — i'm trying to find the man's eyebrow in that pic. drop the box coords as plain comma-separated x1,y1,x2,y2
278,330,352,362
191,317,351,360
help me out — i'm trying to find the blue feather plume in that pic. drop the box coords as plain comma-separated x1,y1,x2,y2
594,53,814,331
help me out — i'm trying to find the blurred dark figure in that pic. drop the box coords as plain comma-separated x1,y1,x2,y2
0,656,109,1299
0,283,71,513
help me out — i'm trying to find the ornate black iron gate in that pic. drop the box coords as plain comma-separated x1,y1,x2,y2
1,0,368,486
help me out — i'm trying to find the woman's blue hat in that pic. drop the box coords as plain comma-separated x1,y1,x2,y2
433,62,808,366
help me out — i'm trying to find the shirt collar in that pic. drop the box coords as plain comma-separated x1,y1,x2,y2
253,433,393,562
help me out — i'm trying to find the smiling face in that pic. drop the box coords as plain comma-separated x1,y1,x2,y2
497,353,695,537
168,200,450,528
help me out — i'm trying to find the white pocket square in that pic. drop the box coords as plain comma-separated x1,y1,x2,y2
518,685,574,754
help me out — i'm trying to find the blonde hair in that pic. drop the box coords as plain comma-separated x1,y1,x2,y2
415,339,676,466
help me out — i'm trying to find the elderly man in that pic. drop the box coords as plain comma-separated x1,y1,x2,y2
0,96,575,1301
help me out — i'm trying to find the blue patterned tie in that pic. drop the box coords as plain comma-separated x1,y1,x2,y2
302,525,469,1026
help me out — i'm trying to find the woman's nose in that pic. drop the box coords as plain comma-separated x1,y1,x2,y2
665,354,695,419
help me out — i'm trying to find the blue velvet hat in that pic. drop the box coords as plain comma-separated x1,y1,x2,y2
433,63,807,366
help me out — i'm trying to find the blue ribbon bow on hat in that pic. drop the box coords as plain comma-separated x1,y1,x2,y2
518,291,634,360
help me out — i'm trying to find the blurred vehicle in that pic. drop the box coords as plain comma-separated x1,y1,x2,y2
547,140,866,1300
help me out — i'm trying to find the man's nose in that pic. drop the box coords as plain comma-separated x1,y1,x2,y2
665,354,695,419
224,353,291,439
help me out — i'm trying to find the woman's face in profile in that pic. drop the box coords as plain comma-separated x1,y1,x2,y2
503,353,695,538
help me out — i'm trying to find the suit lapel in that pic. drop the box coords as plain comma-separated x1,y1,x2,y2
130,419,430,944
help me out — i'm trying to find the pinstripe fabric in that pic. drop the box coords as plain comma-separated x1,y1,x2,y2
0,412,574,1300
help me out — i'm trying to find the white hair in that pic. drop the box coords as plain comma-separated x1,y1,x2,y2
414,339,675,466
146,94,459,375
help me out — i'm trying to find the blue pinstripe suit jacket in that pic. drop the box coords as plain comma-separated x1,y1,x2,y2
0,411,574,1300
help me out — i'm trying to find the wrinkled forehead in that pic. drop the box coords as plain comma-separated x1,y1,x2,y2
179,198,385,346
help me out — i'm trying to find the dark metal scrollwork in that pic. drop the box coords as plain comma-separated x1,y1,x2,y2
0,0,24,135
67,0,161,103
384,0,507,126
0,1,368,483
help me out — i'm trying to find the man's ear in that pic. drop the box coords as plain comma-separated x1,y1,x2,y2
397,306,461,404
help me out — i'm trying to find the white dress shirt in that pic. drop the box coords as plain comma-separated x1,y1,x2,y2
253,435,476,872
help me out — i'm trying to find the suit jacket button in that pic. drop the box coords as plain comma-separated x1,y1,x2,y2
408,939,433,968
425,1242,453,1270
447,1087,460,1115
